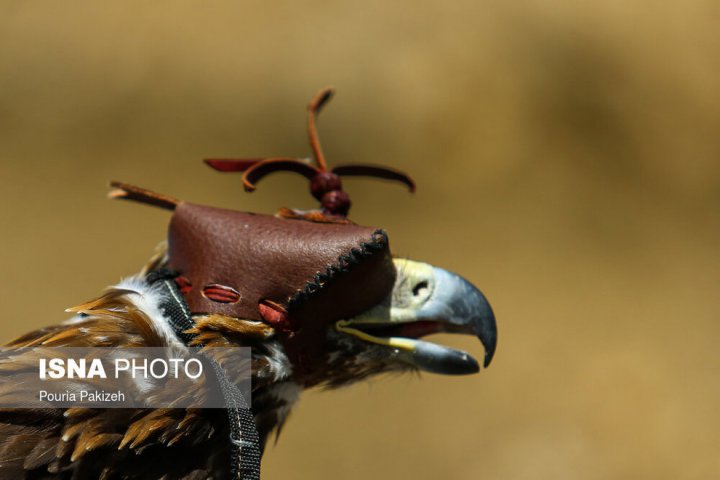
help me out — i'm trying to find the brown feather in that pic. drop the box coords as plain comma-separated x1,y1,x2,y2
0,277,283,478
23,437,57,470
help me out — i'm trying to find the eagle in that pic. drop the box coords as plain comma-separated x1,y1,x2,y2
0,89,497,479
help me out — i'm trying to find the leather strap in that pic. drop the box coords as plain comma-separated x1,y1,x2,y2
146,269,262,480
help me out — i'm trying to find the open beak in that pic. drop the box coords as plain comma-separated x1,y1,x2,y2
336,259,497,375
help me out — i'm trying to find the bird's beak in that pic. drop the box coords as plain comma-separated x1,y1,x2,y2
336,259,497,375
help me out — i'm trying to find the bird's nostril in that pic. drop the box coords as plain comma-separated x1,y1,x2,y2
412,281,429,297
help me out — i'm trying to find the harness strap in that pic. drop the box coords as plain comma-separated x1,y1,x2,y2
146,269,262,480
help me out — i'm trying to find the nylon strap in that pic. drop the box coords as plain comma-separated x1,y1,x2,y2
146,269,262,480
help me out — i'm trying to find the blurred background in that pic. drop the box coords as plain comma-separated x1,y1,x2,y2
1,1,718,479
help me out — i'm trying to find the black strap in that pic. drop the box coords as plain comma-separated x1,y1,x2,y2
146,269,262,480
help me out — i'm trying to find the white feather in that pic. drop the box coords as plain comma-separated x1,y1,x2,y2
113,276,187,349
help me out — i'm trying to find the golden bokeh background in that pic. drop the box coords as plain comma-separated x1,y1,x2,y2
1,2,718,479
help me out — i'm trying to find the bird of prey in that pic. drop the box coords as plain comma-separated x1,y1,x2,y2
0,88,497,479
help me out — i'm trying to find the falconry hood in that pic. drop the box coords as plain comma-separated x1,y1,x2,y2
111,87,415,335
111,87,496,377
166,202,396,333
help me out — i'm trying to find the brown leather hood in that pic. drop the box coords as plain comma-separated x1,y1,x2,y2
167,202,396,330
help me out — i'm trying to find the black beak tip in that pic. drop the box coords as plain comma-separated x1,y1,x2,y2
483,345,495,368
479,310,497,368
467,356,481,374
